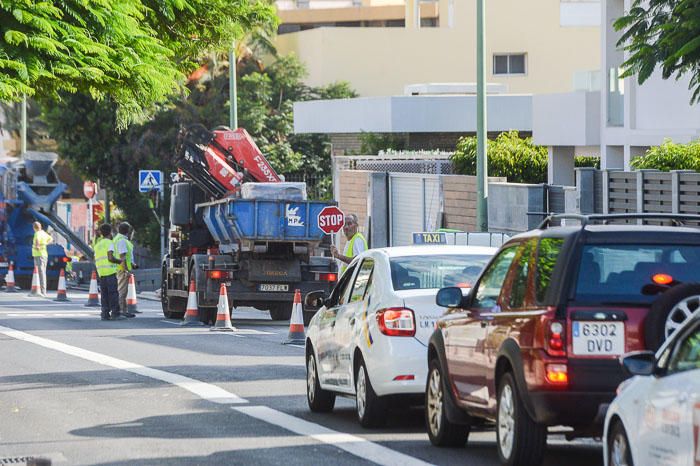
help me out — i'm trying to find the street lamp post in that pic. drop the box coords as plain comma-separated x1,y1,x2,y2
229,41,238,129
476,0,488,232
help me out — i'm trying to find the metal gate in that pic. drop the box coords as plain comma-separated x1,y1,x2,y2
389,174,442,246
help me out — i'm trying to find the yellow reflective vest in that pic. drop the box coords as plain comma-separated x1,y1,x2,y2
94,238,117,277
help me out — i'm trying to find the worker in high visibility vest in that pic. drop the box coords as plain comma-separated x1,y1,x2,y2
94,223,124,320
31,222,53,296
114,222,138,317
330,214,368,275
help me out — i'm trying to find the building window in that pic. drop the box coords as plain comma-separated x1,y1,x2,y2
493,54,527,75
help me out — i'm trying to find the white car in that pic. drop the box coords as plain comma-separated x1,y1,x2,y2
304,245,496,427
604,309,700,466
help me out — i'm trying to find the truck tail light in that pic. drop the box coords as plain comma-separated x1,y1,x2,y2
545,319,566,357
62,257,70,263
545,364,568,384
376,308,415,337
318,273,337,282
208,270,222,279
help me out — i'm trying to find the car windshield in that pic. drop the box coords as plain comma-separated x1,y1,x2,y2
575,244,700,303
390,254,492,291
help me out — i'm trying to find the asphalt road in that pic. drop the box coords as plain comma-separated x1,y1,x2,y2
0,289,604,466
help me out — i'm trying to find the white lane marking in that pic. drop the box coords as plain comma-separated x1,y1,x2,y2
233,406,433,466
0,325,433,465
5,313,98,318
0,325,247,405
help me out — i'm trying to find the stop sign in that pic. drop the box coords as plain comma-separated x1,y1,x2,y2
83,181,97,199
317,206,345,234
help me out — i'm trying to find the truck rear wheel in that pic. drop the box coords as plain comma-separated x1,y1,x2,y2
161,264,185,319
269,304,292,321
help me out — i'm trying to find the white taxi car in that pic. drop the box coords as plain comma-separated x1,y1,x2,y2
304,245,496,427
604,309,700,466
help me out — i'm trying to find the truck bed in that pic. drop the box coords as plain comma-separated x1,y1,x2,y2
198,198,334,247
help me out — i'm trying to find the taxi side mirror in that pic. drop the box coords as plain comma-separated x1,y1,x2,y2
305,290,326,310
436,287,464,308
621,351,656,376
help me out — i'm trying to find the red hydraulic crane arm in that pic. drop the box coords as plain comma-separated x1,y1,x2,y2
210,128,281,183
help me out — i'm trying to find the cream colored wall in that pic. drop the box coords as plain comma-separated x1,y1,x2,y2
275,0,600,97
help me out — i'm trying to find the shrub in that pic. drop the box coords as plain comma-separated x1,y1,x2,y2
451,131,548,183
574,156,600,169
631,139,700,171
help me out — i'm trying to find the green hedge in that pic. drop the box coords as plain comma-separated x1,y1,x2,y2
451,131,601,183
451,131,547,183
631,139,700,171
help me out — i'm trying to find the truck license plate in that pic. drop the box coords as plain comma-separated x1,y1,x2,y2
259,284,289,292
572,321,625,355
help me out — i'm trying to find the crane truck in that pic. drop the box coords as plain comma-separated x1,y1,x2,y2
161,125,338,324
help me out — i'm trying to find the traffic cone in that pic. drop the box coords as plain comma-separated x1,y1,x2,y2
210,283,236,332
54,269,70,302
283,289,306,345
126,273,139,314
85,271,100,307
28,266,41,297
181,279,204,326
5,263,17,292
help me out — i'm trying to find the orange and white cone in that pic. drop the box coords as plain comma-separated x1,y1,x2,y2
126,273,139,313
210,283,236,332
181,279,204,326
54,269,70,302
85,270,100,307
5,263,17,292
28,266,41,297
283,289,306,345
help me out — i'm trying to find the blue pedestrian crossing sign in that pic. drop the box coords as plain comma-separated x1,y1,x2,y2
139,170,163,193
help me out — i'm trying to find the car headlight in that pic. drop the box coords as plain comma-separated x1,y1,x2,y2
616,378,634,395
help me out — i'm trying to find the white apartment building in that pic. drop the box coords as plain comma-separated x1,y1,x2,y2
534,0,700,186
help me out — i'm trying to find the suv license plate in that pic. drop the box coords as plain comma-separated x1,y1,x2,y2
259,284,289,292
572,321,625,356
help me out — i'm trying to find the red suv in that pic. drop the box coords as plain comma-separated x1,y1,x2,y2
425,214,700,466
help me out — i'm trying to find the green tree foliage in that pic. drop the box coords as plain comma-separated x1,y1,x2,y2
43,54,356,251
631,139,700,171
0,0,275,126
452,131,548,183
614,1,700,103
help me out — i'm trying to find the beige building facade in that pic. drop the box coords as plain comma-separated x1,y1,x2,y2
275,0,601,97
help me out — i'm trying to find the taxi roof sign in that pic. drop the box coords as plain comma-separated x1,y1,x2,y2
413,232,447,245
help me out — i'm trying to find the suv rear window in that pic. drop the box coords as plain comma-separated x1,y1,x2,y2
390,254,492,290
575,244,700,303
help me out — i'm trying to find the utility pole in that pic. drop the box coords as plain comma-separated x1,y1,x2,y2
20,95,27,156
476,0,488,232
229,40,238,129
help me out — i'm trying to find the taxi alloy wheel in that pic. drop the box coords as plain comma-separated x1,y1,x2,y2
306,351,335,412
496,373,546,466
608,421,634,466
425,359,469,447
355,360,385,427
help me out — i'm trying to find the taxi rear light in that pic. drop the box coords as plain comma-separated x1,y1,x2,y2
545,364,568,384
377,308,415,337
393,375,415,381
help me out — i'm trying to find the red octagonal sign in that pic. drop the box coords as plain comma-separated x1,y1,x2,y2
317,206,345,235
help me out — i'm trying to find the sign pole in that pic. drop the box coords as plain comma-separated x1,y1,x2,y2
160,183,165,261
